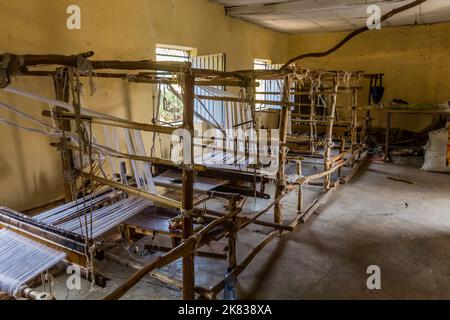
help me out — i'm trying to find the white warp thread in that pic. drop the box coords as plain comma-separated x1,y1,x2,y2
56,197,151,238
0,229,66,296
2,86,158,192
196,86,255,168
33,191,151,238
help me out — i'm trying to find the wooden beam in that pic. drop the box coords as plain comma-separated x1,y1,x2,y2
196,95,298,108
227,199,238,269
299,184,338,224
274,76,290,224
82,172,182,209
225,0,375,16
295,159,346,186
209,230,280,299
44,110,178,135
181,72,196,300
340,152,368,184
194,208,294,232
52,69,76,202
104,252,183,289
103,237,197,300
58,143,206,172
323,75,339,191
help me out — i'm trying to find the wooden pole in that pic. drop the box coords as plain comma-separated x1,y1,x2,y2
323,75,339,191
227,198,238,269
52,69,76,202
384,112,391,163
295,159,346,186
338,138,346,178
81,172,182,209
350,87,358,165
194,208,294,232
47,110,179,135
274,76,291,224
209,230,280,298
296,160,303,213
103,238,196,300
182,72,195,300
58,143,206,172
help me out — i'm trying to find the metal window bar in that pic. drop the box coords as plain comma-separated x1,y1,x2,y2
190,53,226,126
255,62,285,110
156,47,190,124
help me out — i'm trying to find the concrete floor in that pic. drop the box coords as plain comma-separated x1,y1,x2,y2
42,159,450,300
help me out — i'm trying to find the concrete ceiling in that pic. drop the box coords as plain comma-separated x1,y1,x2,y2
211,0,450,33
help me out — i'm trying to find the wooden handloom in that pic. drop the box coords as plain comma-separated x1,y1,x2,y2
0,52,372,300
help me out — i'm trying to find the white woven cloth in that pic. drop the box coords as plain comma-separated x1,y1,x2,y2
0,229,66,296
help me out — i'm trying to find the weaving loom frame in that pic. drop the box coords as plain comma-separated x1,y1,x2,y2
0,52,372,300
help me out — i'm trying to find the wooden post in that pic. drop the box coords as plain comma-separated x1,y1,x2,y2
354,82,362,160
296,161,303,213
384,112,391,163
323,75,338,191
245,78,259,130
182,70,195,300
52,68,76,202
274,76,291,224
350,87,358,165
227,198,238,269
338,138,346,178
246,78,259,167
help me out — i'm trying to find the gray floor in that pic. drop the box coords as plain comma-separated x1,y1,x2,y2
42,159,450,300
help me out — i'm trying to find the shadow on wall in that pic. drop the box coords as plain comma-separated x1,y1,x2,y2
122,81,133,121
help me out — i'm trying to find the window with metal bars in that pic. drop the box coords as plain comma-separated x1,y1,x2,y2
156,46,191,124
254,59,283,110
191,53,226,127
156,47,190,62
155,46,226,126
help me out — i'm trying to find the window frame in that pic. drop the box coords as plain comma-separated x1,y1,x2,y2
155,45,194,125
254,59,283,110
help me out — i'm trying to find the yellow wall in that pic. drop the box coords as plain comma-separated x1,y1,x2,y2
0,0,288,210
1,0,448,211
287,22,450,131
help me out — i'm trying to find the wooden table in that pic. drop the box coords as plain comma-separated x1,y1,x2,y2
384,109,450,162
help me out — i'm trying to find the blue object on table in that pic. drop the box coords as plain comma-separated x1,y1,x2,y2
371,74,385,104
372,86,385,104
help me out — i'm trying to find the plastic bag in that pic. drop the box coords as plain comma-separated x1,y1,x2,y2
421,128,450,173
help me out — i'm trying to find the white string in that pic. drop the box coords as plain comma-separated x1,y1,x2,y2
52,197,150,238
0,229,66,296
132,129,156,193
33,190,150,238
195,86,254,168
